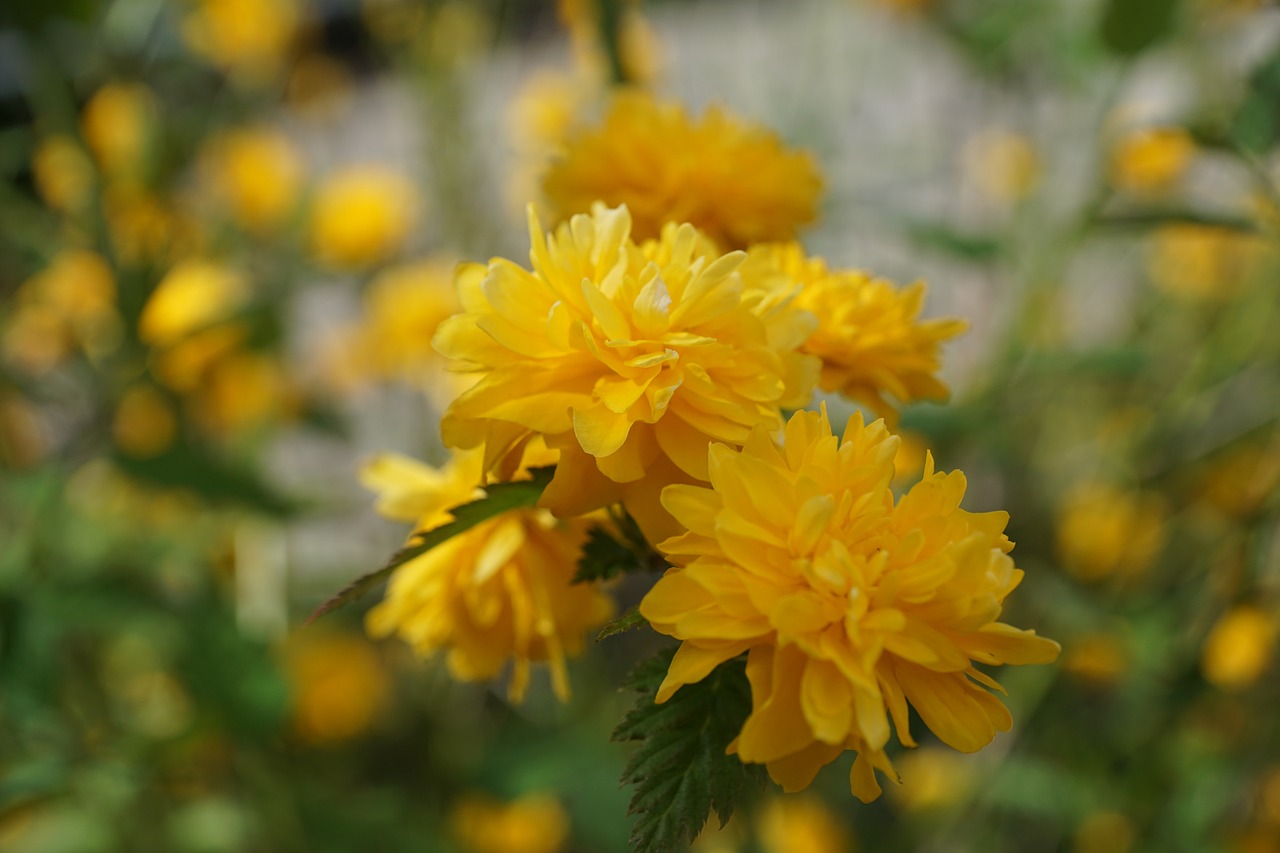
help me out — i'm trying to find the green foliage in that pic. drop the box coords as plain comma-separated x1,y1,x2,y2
307,466,555,623
1231,49,1280,155
612,648,764,853
1099,0,1183,56
573,507,659,584
595,606,648,641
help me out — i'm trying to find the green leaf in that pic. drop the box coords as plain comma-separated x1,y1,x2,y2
574,507,665,584
1230,49,1280,155
306,466,555,624
112,443,299,518
1099,0,1182,57
612,648,764,853
595,606,648,642
903,220,1002,262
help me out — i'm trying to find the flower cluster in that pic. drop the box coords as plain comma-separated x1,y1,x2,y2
744,242,967,419
640,407,1060,800
541,91,822,249
435,203,818,541
363,445,614,702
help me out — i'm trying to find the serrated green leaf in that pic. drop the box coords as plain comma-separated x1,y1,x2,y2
574,507,666,584
574,524,641,583
306,466,555,624
612,647,764,853
595,606,648,642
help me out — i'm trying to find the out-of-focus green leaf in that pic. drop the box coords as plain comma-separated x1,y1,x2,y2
904,220,1002,262
112,443,299,518
306,466,555,623
612,648,763,853
1230,49,1280,154
1099,0,1183,57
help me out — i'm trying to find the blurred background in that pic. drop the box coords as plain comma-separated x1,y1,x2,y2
2,0,1279,851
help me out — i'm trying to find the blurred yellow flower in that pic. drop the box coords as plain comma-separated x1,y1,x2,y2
1,305,72,374
542,92,822,249
364,447,614,702
139,260,247,347
31,135,94,213
1198,441,1280,518
81,82,157,180
1110,127,1195,194
1074,810,1136,853
309,165,417,270
347,258,461,385
1202,606,1275,689
963,129,1040,202
1063,632,1128,687
201,127,305,233
104,186,200,266
887,747,973,811
1146,224,1272,301
506,71,595,214
198,351,295,433
2,250,120,372
285,630,391,743
745,243,965,418
0,393,47,467
435,203,818,541
757,795,852,853
113,385,178,458
26,249,119,354
1055,484,1167,582
182,0,300,83
640,407,1059,802
450,792,569,853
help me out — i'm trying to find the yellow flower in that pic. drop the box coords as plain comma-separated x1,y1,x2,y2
2,250,121,372
182,0,300,83
1202,606,1275,689
1074,811,1136,853
506,71,596,214
1055,484,1167,582
756,795,852,853
1062,632,1128,687
745,243,965,418
201,127,305,233
81,82,157,180
962,129,1040,202
886,747,973,811
113,384,178,458
309,165,417,270
435,203,819,541
0,393,46,467
197,351,294,433
103,186,200,266
139,260,247,348
364,447,614,702
350,258,461,383
542,92,822,249
1198,441,1280,518
284,629,391,743
30,135,94,213
1110,127,1195,193
1146,224,1273,301
640,407,1059,802
450,792,569,853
